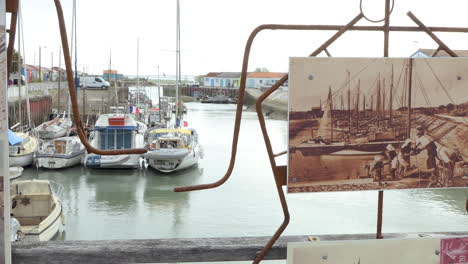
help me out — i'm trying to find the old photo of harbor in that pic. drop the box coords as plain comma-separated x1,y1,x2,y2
288,57,468,193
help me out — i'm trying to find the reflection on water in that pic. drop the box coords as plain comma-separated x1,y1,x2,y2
16,103,468,241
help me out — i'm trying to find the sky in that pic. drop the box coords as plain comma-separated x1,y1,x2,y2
11,0,468,77
289,57,468,111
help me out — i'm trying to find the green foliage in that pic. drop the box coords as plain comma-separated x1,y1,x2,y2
11,50,23,73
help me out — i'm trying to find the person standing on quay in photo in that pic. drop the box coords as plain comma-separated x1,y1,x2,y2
414,126,438,180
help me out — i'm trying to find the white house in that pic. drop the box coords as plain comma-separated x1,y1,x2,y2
246,72,287,89
204,72,242,88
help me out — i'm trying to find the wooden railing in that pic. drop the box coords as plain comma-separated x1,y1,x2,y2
11,232,468,264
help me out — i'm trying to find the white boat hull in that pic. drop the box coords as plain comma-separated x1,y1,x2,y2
9,153,34,167
37,128,68,140
145,146,200,173
84,154,141,169
36,154,83,169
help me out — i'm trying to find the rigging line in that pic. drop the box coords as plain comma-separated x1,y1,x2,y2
331,58,379,99
391,59,407,107
415,72,431,106
423,58,455,104
18,2,33,129
359,0,395,23
415,71,432,107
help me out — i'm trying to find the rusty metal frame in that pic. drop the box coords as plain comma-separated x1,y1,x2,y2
6,0,18,81
173,8,466,264
37,0,466,262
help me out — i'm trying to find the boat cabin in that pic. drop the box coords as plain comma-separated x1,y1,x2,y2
146,128,194,150
92,114,138,150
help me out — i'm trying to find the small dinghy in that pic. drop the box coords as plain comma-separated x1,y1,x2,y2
10,180,64,241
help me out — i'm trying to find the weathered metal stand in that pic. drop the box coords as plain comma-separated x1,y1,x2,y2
174,1,468,263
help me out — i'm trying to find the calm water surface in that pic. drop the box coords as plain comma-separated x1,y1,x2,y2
21,102,467,241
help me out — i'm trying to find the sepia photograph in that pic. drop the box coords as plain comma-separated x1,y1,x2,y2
288,57,468,193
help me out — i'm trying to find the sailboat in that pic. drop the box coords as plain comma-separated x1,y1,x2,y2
8,129,39,167
34,113,72,140
35,136,85,169
143,0,202,173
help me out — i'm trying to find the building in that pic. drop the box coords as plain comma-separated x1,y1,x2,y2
203,72,222,87
51,67,66,81
21,64,39,82
103,69,124,81
411,48,468,57
246,72,287,89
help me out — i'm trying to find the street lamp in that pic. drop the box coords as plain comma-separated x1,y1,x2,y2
38,46,47,82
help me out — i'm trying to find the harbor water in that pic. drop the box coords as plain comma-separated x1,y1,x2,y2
21,102,468,241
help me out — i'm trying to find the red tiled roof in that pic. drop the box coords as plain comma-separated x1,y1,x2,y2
247,72,287,78
205,72,222,77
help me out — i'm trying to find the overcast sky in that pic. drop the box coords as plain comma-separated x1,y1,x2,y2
13,0,468,77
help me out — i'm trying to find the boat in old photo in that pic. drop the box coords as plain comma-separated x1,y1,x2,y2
143,128,202,173
10,180,64,241
34,114,72,140
84,114,144,169
8,129,39,167
35,136,85,169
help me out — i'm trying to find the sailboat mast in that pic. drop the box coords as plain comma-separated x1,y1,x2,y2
175,0,180,125
382,78,386,120
136,38,140,106
347,71,351,134
356,79,360,130
376,73,381,127
407,58,413,138
329,86,333,142
389,64,393,126
362,94,366,118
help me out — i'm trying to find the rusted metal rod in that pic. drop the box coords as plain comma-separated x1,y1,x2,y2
7,8,18,81
377,191,384,238
273,151,287,157
431,46,442,57
53,0,147,155
383,0,391,56
252,13,364,264
407,12,459,57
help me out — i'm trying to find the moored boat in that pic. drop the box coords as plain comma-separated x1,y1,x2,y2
35,136,85,169
35,115,72,140
84,114,144,169
8,130,39,167
144,128,202,173
10,180,64,241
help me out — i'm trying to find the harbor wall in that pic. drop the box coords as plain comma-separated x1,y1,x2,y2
244,88,288,120
8,95,52,127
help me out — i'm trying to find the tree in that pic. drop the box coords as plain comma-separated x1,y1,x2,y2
11,50,23,73
254,67,269,72
446,103,455,112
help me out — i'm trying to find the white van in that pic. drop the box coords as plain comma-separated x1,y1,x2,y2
79,76,110,89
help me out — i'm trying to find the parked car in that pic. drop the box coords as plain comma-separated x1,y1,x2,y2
79,76,110,89
9,73,25,85
186,81,199,88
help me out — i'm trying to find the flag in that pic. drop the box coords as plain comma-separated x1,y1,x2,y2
183,121,188,127
129,106,140,114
